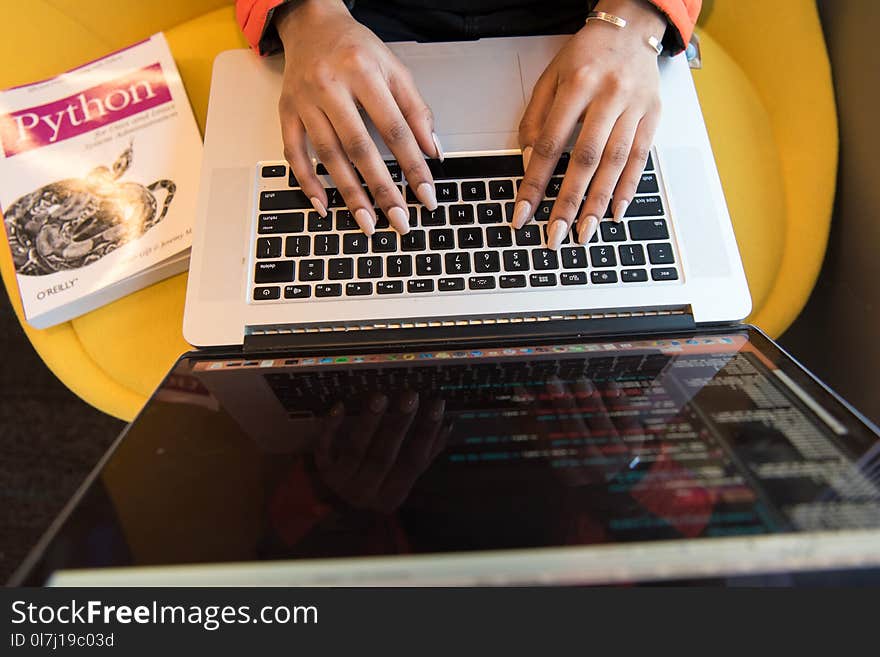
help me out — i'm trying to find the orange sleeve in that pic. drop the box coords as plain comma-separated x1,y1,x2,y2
646,0,701,54
235,0,289,54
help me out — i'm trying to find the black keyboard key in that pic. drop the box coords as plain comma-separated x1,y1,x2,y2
308,211,332,231
262,164,286,178
436,181,459,202
314,234,339,256
343,233,369,254
439,277,466,291
486,225,513,247
377,280,404,294
259,189,310,211
543,223,571,245
387,255,413,277
503,249,529,271
445,252,471,275
590,245,617,267
561,246,587,269
429,229,455,250
401,230,427,251
288,170,299,188
532,249,559,270
416,253,442,276
421,206,446,226
385,161,402,183
626,196,664,217
499,274,527,288
489,180,515,200
405,185,419,204
449,204,475,225
648,243,675,264
554,152,570,175
530,273,557,287
458,227,484,248
651,267,679,281
328,257,354,280
504,202,516,221
618,244,646,266
515,224,542,246
461,180,487,201
621,269,648,283
425,155,524,179
254,286,280,300
408,279,435,293
644,152,654,171
477,203,503,224
545,176,563,198
408,207,419,227
374,209,390,230
299,259,324,281
474,251,501,273
256,237,282,259
469,276,496,290
534,200,553,221
372,232,398,252
336,209,358,231
629,219,669,240
600,221,626,242
255,260,294,283
284,284,311,298
560,271,587,285
346,282,373,296
285,235,311,257
591,270,618,284
259,212,304,234
637,173,659,194
316,283,342,297
325,187,345,208
357,256,383,278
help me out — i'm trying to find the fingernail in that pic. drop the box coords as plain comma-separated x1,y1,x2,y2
369,393,388,414
511,199,532,229
578,215,599,244
310,196,327,218
432,132,445,162
355,208,375,236
430,399,446,422
416,182,438,211
399,390,419,413
547,219,568,250
387,206,410,234
613,200,628,223
522,146,533,170
329,401,344,417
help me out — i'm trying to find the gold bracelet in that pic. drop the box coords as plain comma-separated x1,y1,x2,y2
585,10,664,56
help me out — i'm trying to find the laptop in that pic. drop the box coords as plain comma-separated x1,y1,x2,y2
11,37,880,586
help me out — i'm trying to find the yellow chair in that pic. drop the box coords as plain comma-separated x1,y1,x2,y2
0,0,837,422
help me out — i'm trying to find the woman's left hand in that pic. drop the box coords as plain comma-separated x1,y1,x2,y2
511,0,668,249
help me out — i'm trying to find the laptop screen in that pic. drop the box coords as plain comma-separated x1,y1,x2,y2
17,328,880,585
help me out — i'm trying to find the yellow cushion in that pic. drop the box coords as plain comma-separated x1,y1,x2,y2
0,1,836,422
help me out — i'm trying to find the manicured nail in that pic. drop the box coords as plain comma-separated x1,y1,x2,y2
399,390,419,413
578,215,599,244
310,196,327,218
355,208,375,236
522,146,533,170
416,182,438,211
369,393,388,414
432,132,445,162
613,199,628,223
511,199,532,229
387,206,410,235
547,219,568,250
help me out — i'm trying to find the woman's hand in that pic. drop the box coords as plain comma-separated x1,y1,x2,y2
276,0,441,236
511,0,667,248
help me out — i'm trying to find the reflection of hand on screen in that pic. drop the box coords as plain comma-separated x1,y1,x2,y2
314,392,450,513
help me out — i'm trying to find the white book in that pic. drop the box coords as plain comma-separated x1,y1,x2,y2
0,33,201,328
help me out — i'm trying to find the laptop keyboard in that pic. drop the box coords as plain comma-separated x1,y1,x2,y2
252,153,681,303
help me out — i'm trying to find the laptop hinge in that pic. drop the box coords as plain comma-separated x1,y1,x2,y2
242,308,695,354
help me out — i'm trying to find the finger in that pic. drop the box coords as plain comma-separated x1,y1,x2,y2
610,106,660,222
314,401,346,471
511,88,587,230
300,107,377,236
546,99,622,249
279,112,327,216
356,80,437,213
321,392,388,487
605,380,645,445
583,378,616,436
546,376,590,442
388,66,442,161
518,72,557,169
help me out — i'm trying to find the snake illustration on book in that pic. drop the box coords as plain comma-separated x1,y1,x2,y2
3,143,176,276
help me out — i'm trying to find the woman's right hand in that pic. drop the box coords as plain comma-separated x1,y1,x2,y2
276,0,441,236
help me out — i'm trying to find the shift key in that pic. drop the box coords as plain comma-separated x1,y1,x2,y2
260,189,311,211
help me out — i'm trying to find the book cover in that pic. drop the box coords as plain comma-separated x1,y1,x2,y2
0,33,201,328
